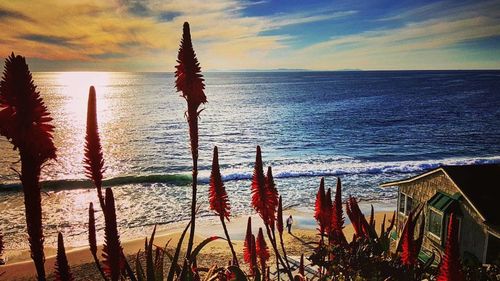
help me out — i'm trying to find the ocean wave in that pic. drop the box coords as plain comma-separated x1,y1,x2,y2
210,156,500,183
2,156,498,192
0,174,191,192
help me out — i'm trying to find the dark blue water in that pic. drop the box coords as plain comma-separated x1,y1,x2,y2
0,70,499,248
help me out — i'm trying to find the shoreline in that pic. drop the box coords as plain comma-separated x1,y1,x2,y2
0,210,394,280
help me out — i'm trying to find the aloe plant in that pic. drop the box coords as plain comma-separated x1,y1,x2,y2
250,146,293,280
174,21,206,259
0,53,57,281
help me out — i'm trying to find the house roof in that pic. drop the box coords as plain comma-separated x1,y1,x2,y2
428,191,460,212
381,164,500,226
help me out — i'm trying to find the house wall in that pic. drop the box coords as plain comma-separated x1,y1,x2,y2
395,171,488,262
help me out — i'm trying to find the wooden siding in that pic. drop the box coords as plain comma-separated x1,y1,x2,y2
395,170,488,262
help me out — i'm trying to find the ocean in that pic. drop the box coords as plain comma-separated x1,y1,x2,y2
1,70,499,248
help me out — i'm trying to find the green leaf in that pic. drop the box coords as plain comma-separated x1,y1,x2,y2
166,221,191,281
135,250,145,281
189,236,224,261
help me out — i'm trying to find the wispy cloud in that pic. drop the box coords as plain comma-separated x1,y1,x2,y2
20,34,75,46
0,0,498,70
291,1,500,69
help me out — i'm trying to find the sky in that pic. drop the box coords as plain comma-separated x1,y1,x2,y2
0,0,499,71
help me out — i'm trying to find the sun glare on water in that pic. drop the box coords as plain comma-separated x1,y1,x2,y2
45,71,116,182
56,71,112,123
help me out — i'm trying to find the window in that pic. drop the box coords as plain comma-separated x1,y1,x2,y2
428,209,443,238
406,196,413,215
399,192,413,215
399,193,406,214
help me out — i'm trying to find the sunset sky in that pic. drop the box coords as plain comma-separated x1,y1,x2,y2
1,0,499,71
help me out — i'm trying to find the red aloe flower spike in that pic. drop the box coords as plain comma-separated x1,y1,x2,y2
243,217,253,264
175,21,206,258
330,178,347,245
209,146,238,265
436,214,464,281
175,22,206,110
54,233,74,281
250,234,258,275
0,53,57,281
265,166,279,229
256,228,269,275
314,178,326,236
400,211,416,266
88,202,107,280
277,196,284,235
324,188,333,235
0,52,56,163
84,86,105,208
208,146,230,220
251,146,273,226
102,188,124,281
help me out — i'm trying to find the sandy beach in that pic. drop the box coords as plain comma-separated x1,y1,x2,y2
0,210,393,280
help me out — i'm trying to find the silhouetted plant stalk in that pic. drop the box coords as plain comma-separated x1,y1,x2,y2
54,233,74,281
175,21,206,259
0,53,57,281
0,229,4,277
276,196,290,270
0,229,3,257
208,146,238,265
296,254,306,281
88,202,107,280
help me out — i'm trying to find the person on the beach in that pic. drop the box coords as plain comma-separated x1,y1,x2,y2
286,215,293,234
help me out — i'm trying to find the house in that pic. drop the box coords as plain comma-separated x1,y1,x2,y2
381,164,500,265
